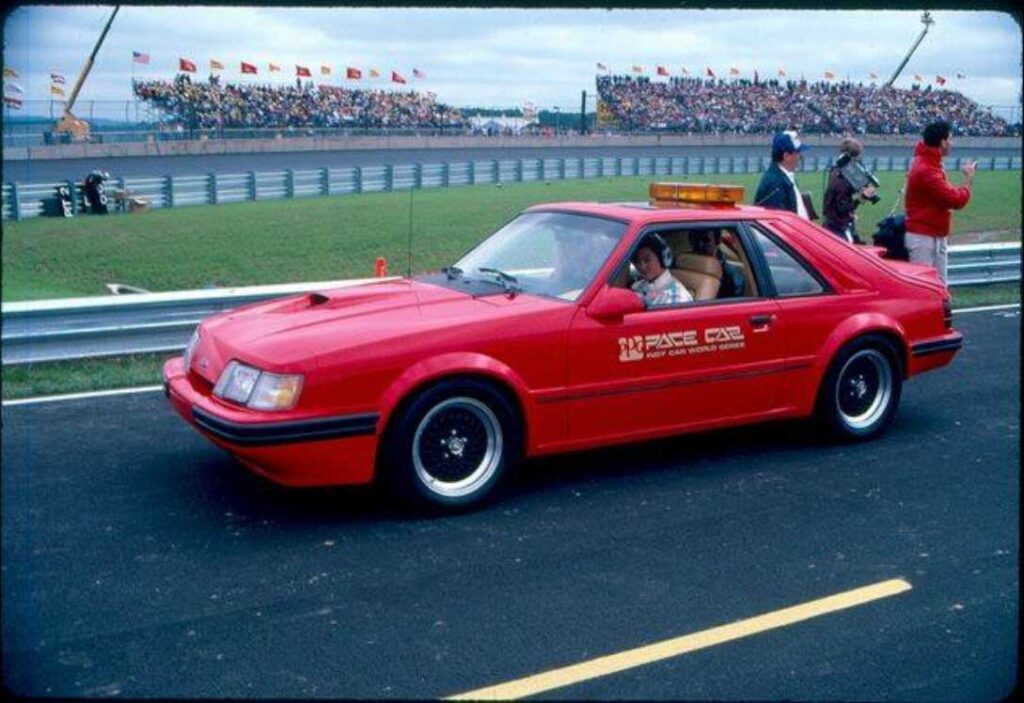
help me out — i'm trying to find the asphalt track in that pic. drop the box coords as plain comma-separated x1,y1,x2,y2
1,308,1018,699
3,143,1019,183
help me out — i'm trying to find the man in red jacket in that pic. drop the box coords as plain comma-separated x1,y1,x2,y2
904,120,977,282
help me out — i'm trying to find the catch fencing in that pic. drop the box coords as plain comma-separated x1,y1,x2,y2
4,154,1022,221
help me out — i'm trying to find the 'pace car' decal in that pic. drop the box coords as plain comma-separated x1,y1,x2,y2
618,326,745,362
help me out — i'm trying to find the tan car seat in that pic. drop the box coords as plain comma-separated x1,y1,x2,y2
672,253,723,300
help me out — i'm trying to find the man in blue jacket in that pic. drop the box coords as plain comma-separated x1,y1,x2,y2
754,130,811,219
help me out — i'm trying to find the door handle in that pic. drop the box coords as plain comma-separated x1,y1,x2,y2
749,313,776,330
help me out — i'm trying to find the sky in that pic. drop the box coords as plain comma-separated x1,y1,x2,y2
3,5,1021,119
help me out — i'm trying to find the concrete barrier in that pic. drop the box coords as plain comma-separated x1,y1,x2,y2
10,133,1020,162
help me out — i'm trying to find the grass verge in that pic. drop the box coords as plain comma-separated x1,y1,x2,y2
3,282,1019,401
3,170,1019,301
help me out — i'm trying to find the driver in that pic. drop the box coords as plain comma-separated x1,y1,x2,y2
631,234,691,307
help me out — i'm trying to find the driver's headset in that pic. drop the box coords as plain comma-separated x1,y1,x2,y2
634,233,674,268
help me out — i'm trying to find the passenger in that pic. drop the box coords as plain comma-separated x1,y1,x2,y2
631,234,692,307
689,230,745,297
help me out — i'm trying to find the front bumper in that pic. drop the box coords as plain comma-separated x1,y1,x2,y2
163,357,379,486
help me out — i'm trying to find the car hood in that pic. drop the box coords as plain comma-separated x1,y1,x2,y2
195,278,565,377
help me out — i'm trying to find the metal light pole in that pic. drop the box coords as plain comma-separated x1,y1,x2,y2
885,11,935,88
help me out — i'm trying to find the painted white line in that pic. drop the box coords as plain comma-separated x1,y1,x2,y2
954,302,1020,314
446,578,913,701
2,385,164,407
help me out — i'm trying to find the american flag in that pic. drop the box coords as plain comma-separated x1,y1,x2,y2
50,72,66,84
132,51,150,65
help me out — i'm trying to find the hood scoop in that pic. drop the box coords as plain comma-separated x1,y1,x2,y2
308,292,330,306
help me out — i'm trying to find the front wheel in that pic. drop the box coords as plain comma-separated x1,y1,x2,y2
817,336,903,440
381,379,522,512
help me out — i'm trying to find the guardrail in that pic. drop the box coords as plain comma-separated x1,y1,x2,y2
1,244,1018,365
4,154,1021,221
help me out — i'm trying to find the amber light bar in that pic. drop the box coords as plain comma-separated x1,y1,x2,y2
649,182,745,207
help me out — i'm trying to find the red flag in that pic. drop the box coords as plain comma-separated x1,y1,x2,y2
241,62,257,74
392,70,406,84
179,57,197,73
296,65,311,77
656,65,669,76
132,51,150,65
413,68,425,78
706,67,715,77
346,67,361,80
936,75,947,86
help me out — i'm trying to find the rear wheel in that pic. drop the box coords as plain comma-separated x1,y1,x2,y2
817,336,903,440
382,379,522,511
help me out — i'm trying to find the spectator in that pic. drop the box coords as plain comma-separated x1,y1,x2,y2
904,119,976,282
755,130,810,218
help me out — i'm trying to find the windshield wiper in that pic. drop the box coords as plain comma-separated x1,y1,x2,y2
477,267,521,296
443,265,464,280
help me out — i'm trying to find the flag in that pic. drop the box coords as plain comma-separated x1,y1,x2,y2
956,72,966,79
3,66,19,78
706,67,715,77
296,65,311,77
391,70,406,84
596,62,607,71
754,70,759,85
729,67,740,76
868,72,878,80
4,95,23,108
269,63,281,72
631,65,643,74
179,57,197,73
321,65,331,75
50,72,66,84
50,85,65,96
370,69,380,78
824,71,835,79
778,67,786,77
131,51,149,65
241,61,257,74
5,81,24,94
346,67,361,79
913,74,923,82
413,68,425,78
210,59,224,71
681,67,689,75
656,66,669,76
936,75,946,86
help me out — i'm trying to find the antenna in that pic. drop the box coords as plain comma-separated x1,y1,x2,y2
406,186,414,278
885,11,935,89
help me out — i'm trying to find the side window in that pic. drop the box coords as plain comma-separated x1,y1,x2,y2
750,227,825,297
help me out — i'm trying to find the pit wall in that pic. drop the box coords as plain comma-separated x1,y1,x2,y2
4,133,1019,162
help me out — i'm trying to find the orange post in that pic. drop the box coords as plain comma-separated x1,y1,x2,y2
374,257,388,277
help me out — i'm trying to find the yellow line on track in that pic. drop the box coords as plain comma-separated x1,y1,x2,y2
446,577,912,700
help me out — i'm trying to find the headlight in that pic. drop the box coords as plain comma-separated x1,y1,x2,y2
183,328,201,369
213,361,303,411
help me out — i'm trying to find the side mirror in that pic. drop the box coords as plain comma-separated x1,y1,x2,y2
586,285,644,322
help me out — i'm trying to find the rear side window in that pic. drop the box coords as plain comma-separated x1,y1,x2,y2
750,228,824,297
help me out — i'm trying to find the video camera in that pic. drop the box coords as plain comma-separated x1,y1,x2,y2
834,153,881,204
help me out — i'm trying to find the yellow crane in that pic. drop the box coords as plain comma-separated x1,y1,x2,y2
53,5,120,141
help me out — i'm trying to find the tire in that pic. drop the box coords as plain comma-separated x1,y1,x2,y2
381,378,522,512
816,335,903,441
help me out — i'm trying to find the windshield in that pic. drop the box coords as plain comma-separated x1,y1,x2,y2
453,212,627,301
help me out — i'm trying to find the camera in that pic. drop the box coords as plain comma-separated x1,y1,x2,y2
835,153,881,204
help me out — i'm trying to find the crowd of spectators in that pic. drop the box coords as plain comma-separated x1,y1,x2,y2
596,75,1018,136
132,75,466,130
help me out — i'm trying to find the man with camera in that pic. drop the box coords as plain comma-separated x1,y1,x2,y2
823,137,878,243
754,130,812,220
904,120,976,282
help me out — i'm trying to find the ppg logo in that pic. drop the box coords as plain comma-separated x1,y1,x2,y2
618,336,645,362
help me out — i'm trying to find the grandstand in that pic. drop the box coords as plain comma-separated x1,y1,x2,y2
595,75,1016,137
132,75,466,130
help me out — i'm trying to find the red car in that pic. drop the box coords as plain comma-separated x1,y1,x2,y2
164,183,962,510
